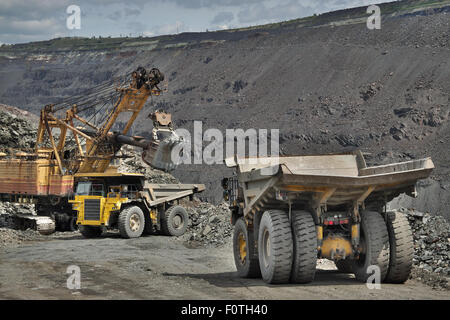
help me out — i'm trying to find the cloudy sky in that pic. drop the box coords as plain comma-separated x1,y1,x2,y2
0,0,381,44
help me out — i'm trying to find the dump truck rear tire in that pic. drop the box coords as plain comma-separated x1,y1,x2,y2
335,259,353,273
258,210,293,284
161,205,188,236
384,210,414,283
79,225,103,238
351,210,390,282
233,217,261,278
290,210,317,283
118,206,145,239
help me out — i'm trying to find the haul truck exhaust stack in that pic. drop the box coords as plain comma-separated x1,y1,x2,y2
222,151,434,284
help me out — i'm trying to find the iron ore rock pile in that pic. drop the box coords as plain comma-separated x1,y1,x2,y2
0,202,43,249
399,208,450,288
175,199,233,247
117,145,179,184
0,202,35,229
0,110,36,150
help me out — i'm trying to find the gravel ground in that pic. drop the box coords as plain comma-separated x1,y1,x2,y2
0,232,448,300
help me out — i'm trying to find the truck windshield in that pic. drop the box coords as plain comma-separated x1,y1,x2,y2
76,182,91,195
75,182,104,196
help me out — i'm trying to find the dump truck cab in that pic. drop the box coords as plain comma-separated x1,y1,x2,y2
71,173,143,229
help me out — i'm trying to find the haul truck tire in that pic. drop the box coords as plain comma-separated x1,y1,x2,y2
233,217,261,278
68,216,78,232
384,210,414,283
118,206,145,239
290,210,317,283
351,210,390,283
79,225,103,238
258,210,293,284
161,205,188,236
335,260,353,273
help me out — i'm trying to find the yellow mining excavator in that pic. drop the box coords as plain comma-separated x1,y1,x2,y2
0,66,203,236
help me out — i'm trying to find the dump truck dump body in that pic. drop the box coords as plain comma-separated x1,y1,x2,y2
225,153,434,215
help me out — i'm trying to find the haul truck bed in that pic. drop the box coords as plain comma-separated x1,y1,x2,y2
223,151,434,285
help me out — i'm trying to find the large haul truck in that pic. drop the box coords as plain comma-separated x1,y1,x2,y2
222,151,434,284
70,172,204,238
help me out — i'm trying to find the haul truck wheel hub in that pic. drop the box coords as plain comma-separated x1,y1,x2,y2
129,213,141,232
172,214,182,229
238,232,247,263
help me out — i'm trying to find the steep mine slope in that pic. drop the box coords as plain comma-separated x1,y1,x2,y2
0,1,448,217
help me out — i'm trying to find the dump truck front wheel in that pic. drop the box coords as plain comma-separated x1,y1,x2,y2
291,210,317,283
384,210,414,283
351,210,390,282
118,206,145,238
79,225,103,238
161,205,188,236
258,210,293,284
233,217,261,278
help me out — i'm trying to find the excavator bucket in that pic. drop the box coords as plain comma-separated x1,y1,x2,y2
141,111,183,171
142,128,183,171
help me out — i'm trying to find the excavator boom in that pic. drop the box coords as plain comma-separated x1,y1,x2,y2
34,66,180,174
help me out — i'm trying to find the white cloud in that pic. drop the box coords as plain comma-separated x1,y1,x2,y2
155,21,186,35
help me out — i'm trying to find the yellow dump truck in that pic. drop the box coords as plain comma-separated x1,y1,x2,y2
70,172,204,238
222,151,434,284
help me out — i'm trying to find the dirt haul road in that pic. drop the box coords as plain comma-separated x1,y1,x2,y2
0,232,448,300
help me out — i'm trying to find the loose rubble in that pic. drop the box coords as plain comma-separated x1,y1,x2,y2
175,199,233,247
0,109,36,150
400,208,450,289
0,202,35,229
0,228,44,249
117,145,179,184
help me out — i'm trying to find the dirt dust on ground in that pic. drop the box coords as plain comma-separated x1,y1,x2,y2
0,230,448,300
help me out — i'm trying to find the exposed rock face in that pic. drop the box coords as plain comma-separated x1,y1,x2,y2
0,108,36,150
